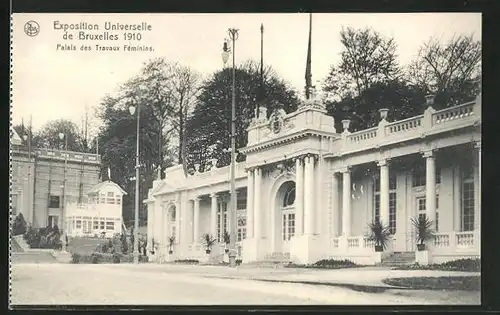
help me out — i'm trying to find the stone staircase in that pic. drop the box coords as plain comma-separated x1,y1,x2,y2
10,237,24,253
379,251,416,266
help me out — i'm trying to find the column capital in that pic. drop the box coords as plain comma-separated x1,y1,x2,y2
209,192,218,199
377,159,390,167
475,140,481,150
422,149,435,158
335,166,351,173
192,197,201,202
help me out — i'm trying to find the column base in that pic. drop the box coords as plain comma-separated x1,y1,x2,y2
241,237,265,263
289,234,329,265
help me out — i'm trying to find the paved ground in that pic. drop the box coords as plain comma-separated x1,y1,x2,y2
11,252,56,264
10,263,480,306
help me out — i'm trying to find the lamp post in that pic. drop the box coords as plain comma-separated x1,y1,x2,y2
129,102,141,265
58,132,68,250
221,28,239,267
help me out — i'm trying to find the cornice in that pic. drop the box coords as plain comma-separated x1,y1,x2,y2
242,129,338,154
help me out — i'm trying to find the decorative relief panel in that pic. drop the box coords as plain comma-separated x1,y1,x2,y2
262,159,296,179
262,108,294,139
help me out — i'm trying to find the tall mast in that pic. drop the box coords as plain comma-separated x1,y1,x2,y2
305,13,313,99
258,23,264,118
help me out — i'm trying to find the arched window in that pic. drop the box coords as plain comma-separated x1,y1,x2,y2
283,187,295,207
170,208,176,221
281,184,296,242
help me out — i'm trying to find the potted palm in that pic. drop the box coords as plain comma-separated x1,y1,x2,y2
367,220,391,252
411,216,435,251
223,231,230,253
168,236,175,255
202,233,217,254
150,238,156,255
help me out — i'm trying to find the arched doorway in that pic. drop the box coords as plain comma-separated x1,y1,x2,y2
273,181,296,253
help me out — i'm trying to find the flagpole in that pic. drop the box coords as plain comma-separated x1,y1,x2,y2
258,23,264,118
305,13,312,99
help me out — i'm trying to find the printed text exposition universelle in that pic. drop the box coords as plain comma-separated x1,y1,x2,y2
54,21,154,52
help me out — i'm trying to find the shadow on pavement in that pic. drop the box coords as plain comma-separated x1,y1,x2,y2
201,275,415,293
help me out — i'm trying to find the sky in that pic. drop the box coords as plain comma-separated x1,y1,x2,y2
11,13,481,134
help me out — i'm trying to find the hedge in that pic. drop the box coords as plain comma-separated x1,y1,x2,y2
71,252,148,264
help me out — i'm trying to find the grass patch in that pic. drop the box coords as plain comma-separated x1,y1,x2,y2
382,276,480,291
394,258,480,272
285,259,359,269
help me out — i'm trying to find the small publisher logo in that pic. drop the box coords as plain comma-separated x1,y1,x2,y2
24,21,40,37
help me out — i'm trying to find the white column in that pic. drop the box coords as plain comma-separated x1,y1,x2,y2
159,203,165,244
246,170,255,238
180,194,188,245
331,172,339,237
175,200,181,243
424,150,437,228
210,193,218,237
342,167,351,236
254,168,262,238
193,198,200,243
378,159,390,226
295,157,304,236
303,155,314,235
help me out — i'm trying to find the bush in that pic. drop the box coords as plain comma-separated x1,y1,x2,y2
396,258,481,272
24,226,62,249
286,259,358,269
313,259,357,268
71,253,81,264
12,213,27,236
438,258,480,272
174,259,199,265
121,233,129,254
112,253,121,264
91,252,102,264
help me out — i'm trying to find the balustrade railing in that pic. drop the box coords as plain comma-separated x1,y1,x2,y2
363,237,375,248
343,100,479,152
432,101,475,125
434,233,450,247
347,237,360,248
332,238,339,248
385,115,423,135
347,128,378,144
456,231,474,247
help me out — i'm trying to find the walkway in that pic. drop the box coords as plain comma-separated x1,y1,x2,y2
104,263,481,289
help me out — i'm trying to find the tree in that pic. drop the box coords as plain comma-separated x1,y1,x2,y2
12,213,27,236
184,60,299,171
326,80,427,132
32,119,85,151
323,27,405,131
134,58,202,174
406,34,481,109
323,27,400,101
96,91,168,225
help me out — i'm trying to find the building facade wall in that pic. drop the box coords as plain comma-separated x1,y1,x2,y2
146,96,481,264
10,145,101,229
